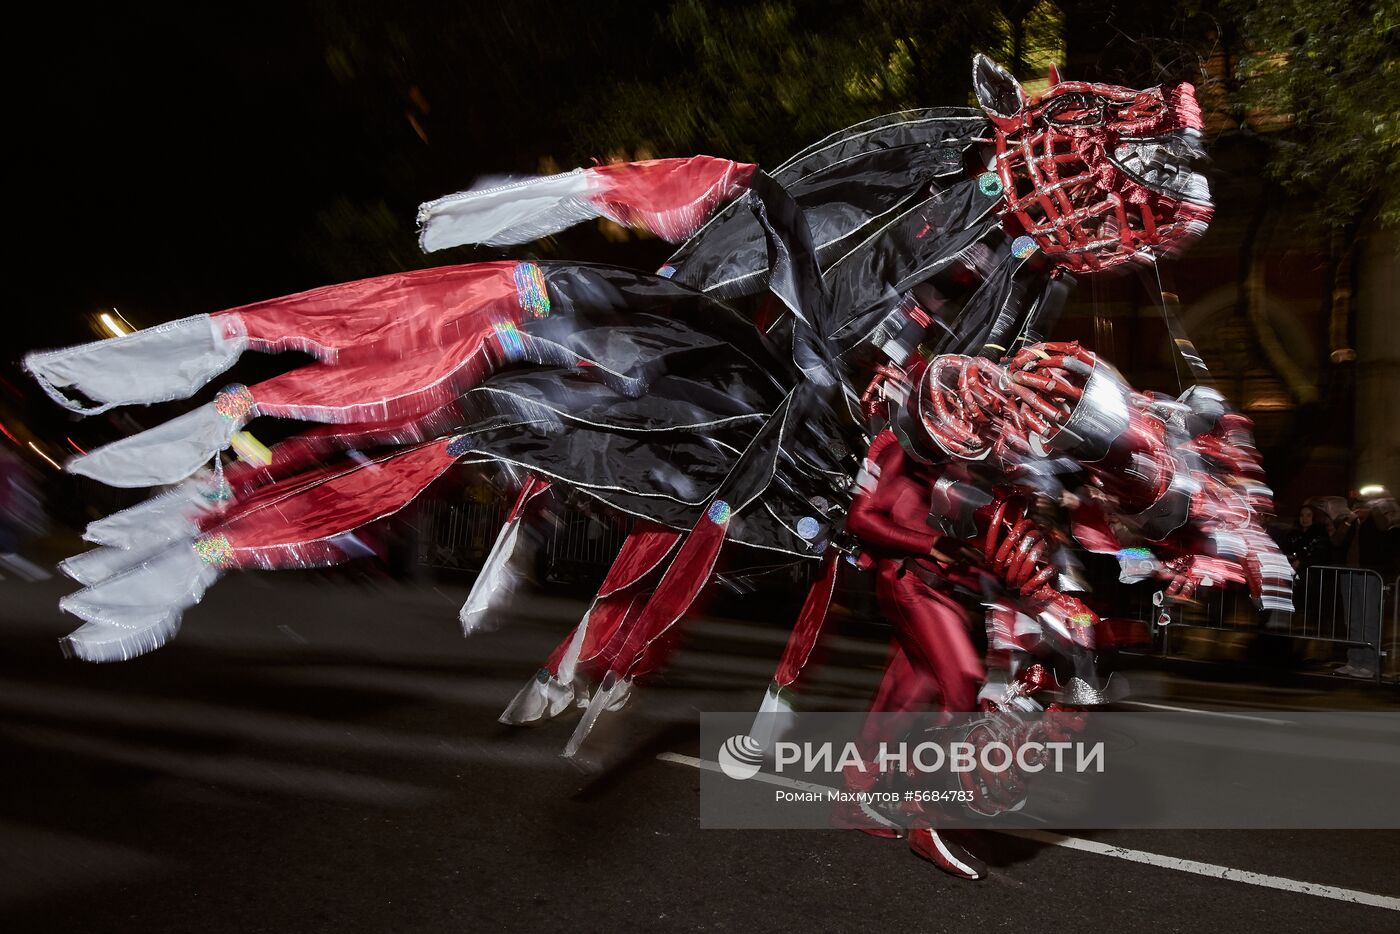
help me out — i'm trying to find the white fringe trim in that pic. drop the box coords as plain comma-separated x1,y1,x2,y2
61,611,182,663
58,544,221,662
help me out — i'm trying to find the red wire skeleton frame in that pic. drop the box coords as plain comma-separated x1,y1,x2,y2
988,80,1210,272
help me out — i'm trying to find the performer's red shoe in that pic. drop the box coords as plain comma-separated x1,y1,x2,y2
830,797,903,838
907,827,986,880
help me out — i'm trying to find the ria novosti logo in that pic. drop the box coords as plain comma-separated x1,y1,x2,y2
717,734,1106,781
718,734,764,780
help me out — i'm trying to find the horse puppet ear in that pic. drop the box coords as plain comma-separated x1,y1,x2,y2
1047,62,1063,86
973,54,1028,119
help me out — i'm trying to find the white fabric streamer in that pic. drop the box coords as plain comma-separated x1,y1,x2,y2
498,670,582,725
458,517,523,635
61,540,176,587
561,674,632,758
748,681,797,750
68,401,246,488
59,545,222,662
24,315,245,415
82,478,219,550
61,610,183,664
418,169,599,251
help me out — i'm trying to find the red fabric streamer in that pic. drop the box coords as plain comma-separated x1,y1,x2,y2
591,157,757,241
214,261,522,425
222,399,467,497
215,439,459,569
215,263,518,361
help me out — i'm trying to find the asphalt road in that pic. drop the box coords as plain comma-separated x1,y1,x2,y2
2,574,1397,933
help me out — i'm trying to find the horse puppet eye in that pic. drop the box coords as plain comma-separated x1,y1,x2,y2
1043,93,1105,126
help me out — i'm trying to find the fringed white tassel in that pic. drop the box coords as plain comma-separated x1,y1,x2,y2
418,170,598,251
60,540,173,586
58,544,222,662
83,477,221,550
23,315,245,415
459,517,523,635
498,669,580,725
61,610,183,664
68,400,246,488
561,673,632,759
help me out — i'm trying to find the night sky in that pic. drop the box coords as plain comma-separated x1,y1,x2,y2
9,3,660,349
6,2,669,448
16,7,335,344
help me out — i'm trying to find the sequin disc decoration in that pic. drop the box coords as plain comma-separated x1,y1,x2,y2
796,516,821,540
214,384,255,421
492,321,527,361
446,435,476,457
706,500,731,524
1011,235,1039,259
977,172,1004,197
514,262,551,318
194,533,235,569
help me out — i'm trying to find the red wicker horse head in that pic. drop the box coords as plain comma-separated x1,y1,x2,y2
974,55,1211,273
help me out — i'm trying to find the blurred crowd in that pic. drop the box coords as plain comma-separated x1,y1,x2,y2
1278,491,1399,678
0,447,50,582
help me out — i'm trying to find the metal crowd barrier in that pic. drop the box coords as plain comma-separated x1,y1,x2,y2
1390,574,1400,680
543,508,627,585
416,498,508,571
417,493,1394,682
416,492,626,582
1154,564,1389,684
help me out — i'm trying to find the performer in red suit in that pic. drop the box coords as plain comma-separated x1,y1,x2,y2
838,429,990,878
846,433,985,716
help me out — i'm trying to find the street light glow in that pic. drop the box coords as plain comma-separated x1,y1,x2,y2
27,441,61,470
99,312,129,337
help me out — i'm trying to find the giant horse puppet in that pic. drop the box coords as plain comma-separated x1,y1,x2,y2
25,57,1289,781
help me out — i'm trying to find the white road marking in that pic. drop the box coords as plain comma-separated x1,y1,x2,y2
276,625,308,644
658,752,1400,911
1113,700,1291,725
1004,830,1400,911
658,752,827,792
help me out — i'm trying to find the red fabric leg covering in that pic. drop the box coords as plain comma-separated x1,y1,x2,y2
773,548,841,688
600,504,729,679
542,524,681,678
